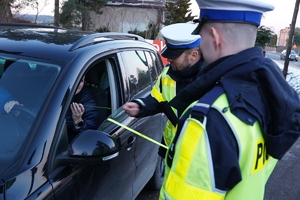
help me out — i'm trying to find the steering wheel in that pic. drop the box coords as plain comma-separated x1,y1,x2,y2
10,105,36,118
7,105,36,132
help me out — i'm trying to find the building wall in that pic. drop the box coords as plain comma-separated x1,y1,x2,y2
90,4,163,33
278,27,290,46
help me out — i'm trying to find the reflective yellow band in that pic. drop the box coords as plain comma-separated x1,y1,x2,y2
164,120,225,200
152,87,165,102
165,171,224,200
163,120,176,146
162,77,175,88
174,120,203,180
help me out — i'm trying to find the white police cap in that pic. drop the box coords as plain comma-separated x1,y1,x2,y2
160,23,202,59
192,0,274,34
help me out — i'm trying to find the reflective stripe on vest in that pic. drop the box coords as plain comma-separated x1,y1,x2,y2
151,66,177,146
151,67,176,103
161,87,277,200
213,95,277,200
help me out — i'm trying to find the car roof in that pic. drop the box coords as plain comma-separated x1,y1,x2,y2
0,23,148,62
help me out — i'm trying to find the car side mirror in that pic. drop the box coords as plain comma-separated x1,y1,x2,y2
68,130,119,161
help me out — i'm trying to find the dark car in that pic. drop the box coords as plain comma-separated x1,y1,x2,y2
0,23,166,200
280,50,299,61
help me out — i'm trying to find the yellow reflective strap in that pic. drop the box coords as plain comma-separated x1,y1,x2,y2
163,120,175,146
152,87,165,102
174,120,204,182
107,118,168,149
165,171,224,200
162,77,175,88
165,119,225,200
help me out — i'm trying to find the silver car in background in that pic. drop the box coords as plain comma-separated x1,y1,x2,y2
280,50,299,61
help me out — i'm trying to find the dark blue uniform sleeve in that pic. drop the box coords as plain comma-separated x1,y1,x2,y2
133,94,162,117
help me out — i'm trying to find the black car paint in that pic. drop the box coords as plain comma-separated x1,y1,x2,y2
0,24,165,200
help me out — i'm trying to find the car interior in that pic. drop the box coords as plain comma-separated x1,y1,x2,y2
0,59,60,157
85,60,112,127
1,60,60,112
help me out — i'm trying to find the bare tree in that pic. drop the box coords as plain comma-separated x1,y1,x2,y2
283,0,300,79
0,0,14,22
54,0,59,26
30,0,49,23
0,0,49,23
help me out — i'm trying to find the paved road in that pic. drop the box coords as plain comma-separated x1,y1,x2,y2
264,51,300,200
264,138,300,200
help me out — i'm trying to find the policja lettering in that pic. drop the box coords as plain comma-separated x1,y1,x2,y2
252,138,269,174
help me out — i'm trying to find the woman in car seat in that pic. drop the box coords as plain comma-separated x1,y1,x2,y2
66,75,99,142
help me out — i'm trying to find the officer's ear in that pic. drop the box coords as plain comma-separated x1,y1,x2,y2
190,49,200,61
209,26,221,51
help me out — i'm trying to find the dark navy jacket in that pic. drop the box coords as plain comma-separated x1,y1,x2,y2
169,46,300,191
66,87,99,141
170,47,300,160
134,59,204,118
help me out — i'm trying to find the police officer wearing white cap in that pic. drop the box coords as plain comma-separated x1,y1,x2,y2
123,23,205,154
160,0,300,200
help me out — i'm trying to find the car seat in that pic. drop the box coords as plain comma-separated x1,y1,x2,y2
85,63,111,126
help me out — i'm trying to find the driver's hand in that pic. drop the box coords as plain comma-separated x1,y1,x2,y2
4,100,20,113
70,102,84,122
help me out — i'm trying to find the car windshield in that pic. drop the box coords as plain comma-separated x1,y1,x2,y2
0,56,61,171
291,50,297,55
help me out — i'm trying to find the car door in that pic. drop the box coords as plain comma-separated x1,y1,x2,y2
118,50,165,196
46,55,137,200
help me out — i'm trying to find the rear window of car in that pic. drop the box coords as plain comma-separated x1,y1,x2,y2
291,50,297,54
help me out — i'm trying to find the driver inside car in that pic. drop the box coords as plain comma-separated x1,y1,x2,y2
66,75,99,142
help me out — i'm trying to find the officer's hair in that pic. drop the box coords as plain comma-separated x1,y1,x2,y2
184,46,201,56
204,22,257,47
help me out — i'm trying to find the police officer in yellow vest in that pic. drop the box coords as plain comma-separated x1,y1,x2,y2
123,23,204,156
160,0,300,200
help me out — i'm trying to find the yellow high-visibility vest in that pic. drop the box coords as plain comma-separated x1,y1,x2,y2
160,89,278,200
151,66,177,146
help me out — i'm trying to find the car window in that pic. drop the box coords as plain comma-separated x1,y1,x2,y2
99,50,161,133
145,51,161,82
84,59,114,128
120,50,152,99
0,57,60,159
150,51,164,79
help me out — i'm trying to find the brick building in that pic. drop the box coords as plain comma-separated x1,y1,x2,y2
278,27,290,46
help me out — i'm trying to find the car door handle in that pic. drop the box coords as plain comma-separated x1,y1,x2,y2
126,136,136,151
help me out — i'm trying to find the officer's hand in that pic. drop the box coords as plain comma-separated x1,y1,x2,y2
123,102,140,117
